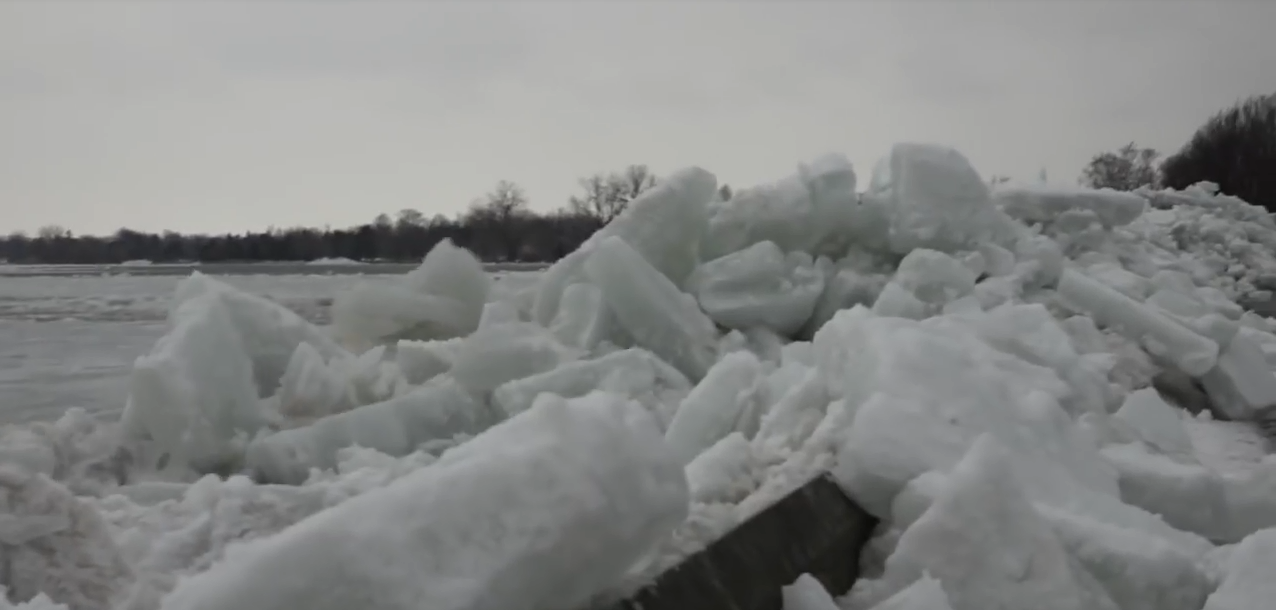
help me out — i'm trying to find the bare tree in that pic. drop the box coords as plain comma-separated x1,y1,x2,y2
396,208,425,228
479,180,530,220
466,180,531,261
1079,142,1160,191
569,164,657,224
37,225,70,240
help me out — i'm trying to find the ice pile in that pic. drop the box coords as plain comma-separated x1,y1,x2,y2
7,143,1276,609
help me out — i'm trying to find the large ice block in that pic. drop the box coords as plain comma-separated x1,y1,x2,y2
491,348,691,423
863,143,1013,255
245,380,489,484
689,241,825,337
549,282,614,351
862,436,1119,610
275,342,355,421
1203,528,1276,610
802,268,886,338
995,184,1146,228
702,153,859,260
665,351,766,464
1057,268,1219,376
331,239,490,346
780,574,840,610
1199,332,1276,421
1039,505,1212,610
447,322,578,395
173,273,348,396
162,392,689,610
1099,443,1230,542
121,294,265,474
394,337,463,385
1114,389,1194,456
583,236,719,381
533,167,716,325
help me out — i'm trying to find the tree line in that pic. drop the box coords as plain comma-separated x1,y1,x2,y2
1076,92,1275,210
4,92,1272,265
0,165,730,265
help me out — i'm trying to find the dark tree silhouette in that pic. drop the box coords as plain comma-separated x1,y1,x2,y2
568,165,657,224
1160,93,1276,210
0,178,610,265
1079,142,1160,191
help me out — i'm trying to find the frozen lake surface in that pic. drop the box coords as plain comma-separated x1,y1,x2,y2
0,264,544,424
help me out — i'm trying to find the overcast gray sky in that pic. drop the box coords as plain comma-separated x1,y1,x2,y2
1,1,1272,236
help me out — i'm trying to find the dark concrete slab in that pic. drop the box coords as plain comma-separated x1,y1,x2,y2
608,473,876,610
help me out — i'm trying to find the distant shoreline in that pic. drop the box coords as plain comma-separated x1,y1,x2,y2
0,261,551,278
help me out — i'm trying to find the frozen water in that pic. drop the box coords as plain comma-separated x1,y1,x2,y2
9,149,1276,610
665,351,766,464
159,392,688,610
245,379,488,485
863,143,1015,255
584,236,719,381
846,435,1119,610
532,167,716,325
1204,528,1276,610
1200,332,1276,421
1057,268,1220,376
330,239,490,348
1115,388,1195,457
703,153,860,260
852,575,953,610
995,183,1146,229
780,573,839,610
689,241,825,337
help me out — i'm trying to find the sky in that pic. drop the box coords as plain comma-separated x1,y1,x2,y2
1,1,1273,237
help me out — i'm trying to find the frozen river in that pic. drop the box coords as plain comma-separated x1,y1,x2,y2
0,264,544,424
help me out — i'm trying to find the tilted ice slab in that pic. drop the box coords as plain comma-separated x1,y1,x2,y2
995,183,1146,229
172,273,347,396
689,241,826,338
492,347,691,426
1057,268,1219,377
245,379,489,485
533,167,717,325
849,436,1120,610
161,392,689,610
665,350,766,465
121,293,265,475
584,236,719,382
331,239,490,347
702,153,860,260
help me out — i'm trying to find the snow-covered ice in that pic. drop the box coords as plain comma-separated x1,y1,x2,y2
7,144,1276,609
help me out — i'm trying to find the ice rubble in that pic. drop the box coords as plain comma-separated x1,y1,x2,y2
9,143,1276,609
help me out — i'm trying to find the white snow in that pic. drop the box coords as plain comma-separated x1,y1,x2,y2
8,144,1276,610
1203,528,1276,610
781,574,840,610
